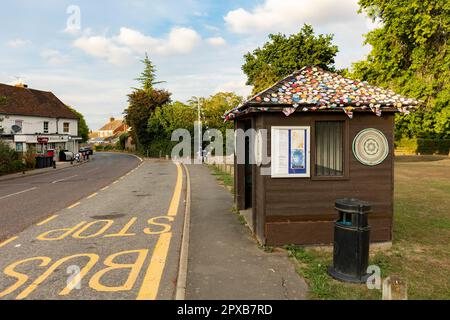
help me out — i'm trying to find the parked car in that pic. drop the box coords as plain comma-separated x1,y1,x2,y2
79,146,94,156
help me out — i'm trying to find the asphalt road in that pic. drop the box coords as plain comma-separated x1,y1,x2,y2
0,152,140,241
0,156,185,300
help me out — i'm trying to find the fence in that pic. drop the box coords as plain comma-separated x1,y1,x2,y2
204,155,235,176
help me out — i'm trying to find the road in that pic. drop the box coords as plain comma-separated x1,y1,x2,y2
0,153,140,241
0,154,186,300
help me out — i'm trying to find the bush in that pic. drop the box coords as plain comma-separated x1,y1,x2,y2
95,145,104,151
396,138,450,155
0,141,18,175
22,148,36,169
11,160,25,172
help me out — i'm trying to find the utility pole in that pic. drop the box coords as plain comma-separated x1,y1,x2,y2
196,97,203,163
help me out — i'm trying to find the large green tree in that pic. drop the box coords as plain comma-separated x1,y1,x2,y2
196,92,243,136
242,24,339,95
67,106,89,142
353,0,450,139
124,54,171,152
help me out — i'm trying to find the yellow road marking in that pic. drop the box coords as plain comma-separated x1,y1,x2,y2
87,193,98,199
136,162,183,300
68,202,81,209
113,180,119,185
0,236,18,249
167,163,183,217
101,186,109,191
136,233,172,300
37,215,58,226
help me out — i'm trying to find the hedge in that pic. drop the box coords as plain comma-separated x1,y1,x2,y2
395,138,450,155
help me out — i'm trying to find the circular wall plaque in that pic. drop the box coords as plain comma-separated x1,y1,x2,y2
353,129,389,166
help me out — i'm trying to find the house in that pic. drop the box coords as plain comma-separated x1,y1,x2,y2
0,83,81,154
89,118,129,145
225,66,420,246
98,117,128,139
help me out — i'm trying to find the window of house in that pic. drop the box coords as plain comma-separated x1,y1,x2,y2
16,143,23,153
44,121,49,134
315,121,344,177
63,122,70,133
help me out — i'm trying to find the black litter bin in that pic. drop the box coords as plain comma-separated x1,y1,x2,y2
35,156,44,169
328,198,372,284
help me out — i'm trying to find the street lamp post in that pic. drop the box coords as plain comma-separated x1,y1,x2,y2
195,97,203,163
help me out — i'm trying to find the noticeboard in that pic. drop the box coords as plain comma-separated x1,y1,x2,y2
271,126,311,178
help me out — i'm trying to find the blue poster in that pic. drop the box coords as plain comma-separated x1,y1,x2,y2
288,129,308,175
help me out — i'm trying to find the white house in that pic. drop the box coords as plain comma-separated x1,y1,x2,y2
0,83,81,154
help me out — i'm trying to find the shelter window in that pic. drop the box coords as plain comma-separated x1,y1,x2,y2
315,121,344,177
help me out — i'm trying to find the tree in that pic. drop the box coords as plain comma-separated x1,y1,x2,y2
135,53,165,93
124,54,171,152
125,89,171,151
353,0,450,139
199,92,243,136
67,106,89,142
242,24,339,95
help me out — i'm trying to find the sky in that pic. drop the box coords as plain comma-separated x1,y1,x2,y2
0,0,378,130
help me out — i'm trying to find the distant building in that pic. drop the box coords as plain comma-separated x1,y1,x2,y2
89,117,129,145
0,83,81,153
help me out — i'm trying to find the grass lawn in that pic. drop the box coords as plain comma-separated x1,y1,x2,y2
209,157,450,300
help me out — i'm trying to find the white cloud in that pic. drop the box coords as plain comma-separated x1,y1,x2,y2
207,37,226,46
40,49,70,66
73,36,134,66
73,27,202,65
214,79,252,98
7,38,32,48
225,0,361,34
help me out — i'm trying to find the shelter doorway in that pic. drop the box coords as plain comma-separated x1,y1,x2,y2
244,120,253,210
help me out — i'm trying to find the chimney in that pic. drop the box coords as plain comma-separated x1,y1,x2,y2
110,117,115,123
15,83,28,88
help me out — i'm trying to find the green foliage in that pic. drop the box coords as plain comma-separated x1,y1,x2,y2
135,53,165,93
124,55,172,153
67,106,90,142
147,101,197,157
353,0,450,139
242,25,339,95
198,92,243,137
396,138,450,155
22,147,36,169
118,132,129,150
0,141,18,175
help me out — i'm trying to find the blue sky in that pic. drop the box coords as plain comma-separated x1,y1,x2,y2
0,0,377,130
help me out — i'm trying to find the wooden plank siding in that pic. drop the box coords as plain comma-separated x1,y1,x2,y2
239,112,395,246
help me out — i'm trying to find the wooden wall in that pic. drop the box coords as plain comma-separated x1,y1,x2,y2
238,111,395,246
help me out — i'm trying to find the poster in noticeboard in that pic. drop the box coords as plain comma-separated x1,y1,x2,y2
271,126,311,178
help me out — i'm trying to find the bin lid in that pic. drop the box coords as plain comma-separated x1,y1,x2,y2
335,198,372,214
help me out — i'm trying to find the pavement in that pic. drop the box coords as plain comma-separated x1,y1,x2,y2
0,157,186,300
186,164,309,300
0,161,84,183
0,153,141,241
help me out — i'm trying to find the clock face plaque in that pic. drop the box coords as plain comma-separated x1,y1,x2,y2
353,128,389,166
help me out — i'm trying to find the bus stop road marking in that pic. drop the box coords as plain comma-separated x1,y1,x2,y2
0,237,18,249
68,202,81,209
37,215,59,226
137,163,183,300
0,187,37,201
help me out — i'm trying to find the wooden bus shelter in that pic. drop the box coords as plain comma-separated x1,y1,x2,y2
225,66,420,246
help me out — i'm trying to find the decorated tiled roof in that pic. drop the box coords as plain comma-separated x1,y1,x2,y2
225,66,421,120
